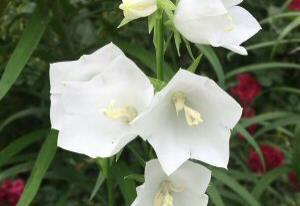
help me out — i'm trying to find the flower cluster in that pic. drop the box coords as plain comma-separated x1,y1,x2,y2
248,145,285,174
289,0,300,11
50,1,262,205
0,179,25,206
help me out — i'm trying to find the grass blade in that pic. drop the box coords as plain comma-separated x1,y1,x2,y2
0,129,47,167
17,130,58,206
0,8,50,101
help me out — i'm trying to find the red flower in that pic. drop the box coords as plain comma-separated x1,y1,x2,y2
289,0,300,11
0,179,25,206
230,74,261,105
248,145,285,174
0,187,5,205
238,106,258,140
288,171,300,191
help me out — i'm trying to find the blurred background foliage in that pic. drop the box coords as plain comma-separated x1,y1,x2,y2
0,0,300,205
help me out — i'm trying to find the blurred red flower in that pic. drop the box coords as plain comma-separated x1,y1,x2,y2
289,0,300,11
0,179,25,206
238,106,258,140
0,187,5,205
230,74,261,105
248,145,285,174
288,171,300,191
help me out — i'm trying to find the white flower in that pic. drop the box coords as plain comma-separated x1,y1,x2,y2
174,0,261,55
133,69,242,175
131,159,211,206
50,43,154,158
50,43,123,130
119,0,157,22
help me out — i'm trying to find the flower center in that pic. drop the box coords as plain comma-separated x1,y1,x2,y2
153,181,185,206
102,100,138,123
224,14,234,32
172,91,203,127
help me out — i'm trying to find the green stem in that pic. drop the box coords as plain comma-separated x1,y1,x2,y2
155,9,164,81
102,158,114,206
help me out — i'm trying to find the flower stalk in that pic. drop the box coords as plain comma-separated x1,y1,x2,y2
155,8,164,80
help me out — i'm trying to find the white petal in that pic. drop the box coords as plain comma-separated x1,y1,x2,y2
130,160,167,206
222,0,243,7
61,55,154,117
174,2,261,54
58,113,136,158
50,43,123,94
50,94,65,130
121,0,157,21
131,160,211,206
174,193,209,206
170,161,211,195
223,44,248,55
214,6,262,49
134,69,242,171
175,0,227,18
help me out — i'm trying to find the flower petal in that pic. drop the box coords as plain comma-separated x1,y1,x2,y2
170,161,211,195
50,94,65,130
58,113,136,158
134,69,242,171
174,193,209,206
222,0,243,7
175,0,227,18
121,0,157,21
50,43,123,94
61,55,154,117
131,160,167,206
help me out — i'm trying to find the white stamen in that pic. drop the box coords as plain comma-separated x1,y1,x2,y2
224,14,233,32
102,100,138,123
153,181,185,206
172,91,203,127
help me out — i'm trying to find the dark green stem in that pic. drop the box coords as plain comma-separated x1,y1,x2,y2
155,9,164,81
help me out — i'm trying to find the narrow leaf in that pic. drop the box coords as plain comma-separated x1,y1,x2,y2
17,130,58,206
0,7,50,101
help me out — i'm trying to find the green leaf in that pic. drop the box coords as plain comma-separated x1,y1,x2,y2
89,171,106,201
207,183,225,206
113,162,137,206
212,168,261,206
254,115,300,138
0,0,9,17
271,16,300,58
0,130,47,167
187,53,203,73
124,174,145,183
293,125,300,176
197,45,225,88
240,112,291,128
17,130,58,206
149,77,166,91
0,7,50,101
235,124,266,171
118,18,130,28
252,166,290,199
0,162,34,182
157,0,176,11
226,62,300,79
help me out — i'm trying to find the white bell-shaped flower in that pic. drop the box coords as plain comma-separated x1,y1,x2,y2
131,159,211,206
174,0,261,55
119,0,157,22
50,44,154,158
50,43,123,130
133,69,242,175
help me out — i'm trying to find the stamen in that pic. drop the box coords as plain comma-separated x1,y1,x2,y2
102,100,138,123
172,91,203,127
224,14,233,32
153,181,185,206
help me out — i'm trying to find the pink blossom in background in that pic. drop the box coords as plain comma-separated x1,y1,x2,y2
0,179,25,206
